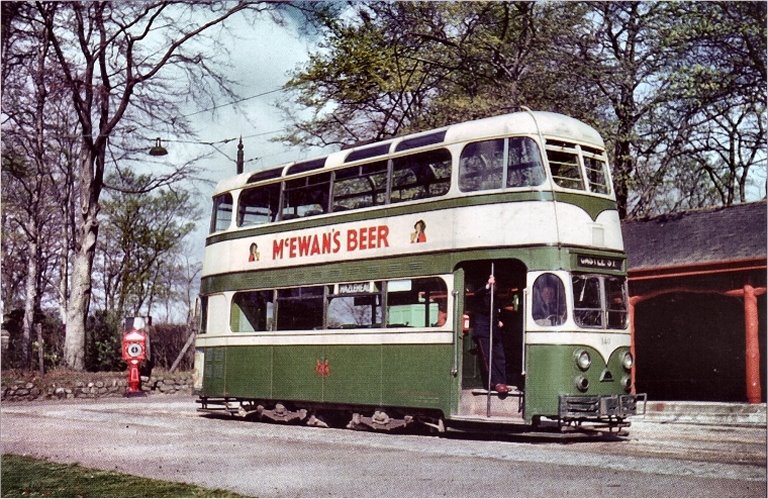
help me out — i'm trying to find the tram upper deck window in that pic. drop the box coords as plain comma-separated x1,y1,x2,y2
238,183,280,227
507,137,546,187
532,273,566,326
459,137,545,192
582,148,611,194
332,161,387,212
546,142,585,190
210,193,233,233
391,149,451,203
282,173,331,220
459,139,503,191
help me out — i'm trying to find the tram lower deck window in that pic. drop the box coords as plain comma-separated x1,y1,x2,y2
226,278,449,333
327,294,382,328
386,277,447,327
532,274,566,326
275,286,326,330
231,291,274,332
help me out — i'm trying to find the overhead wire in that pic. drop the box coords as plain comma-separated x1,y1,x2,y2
156,86,290,154
179,87,286,119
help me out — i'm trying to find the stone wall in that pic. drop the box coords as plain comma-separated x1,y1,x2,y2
1,372,193,402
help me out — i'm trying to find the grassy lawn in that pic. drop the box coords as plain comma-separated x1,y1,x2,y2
1,454,243,497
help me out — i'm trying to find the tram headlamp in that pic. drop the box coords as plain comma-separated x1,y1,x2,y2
621,351,633,370
575,375,589,392
621,375,632,392
622,351,634,371
574,349,591,371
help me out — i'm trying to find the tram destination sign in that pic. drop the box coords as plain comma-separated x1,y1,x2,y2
338,282,371,294
577,254,623,270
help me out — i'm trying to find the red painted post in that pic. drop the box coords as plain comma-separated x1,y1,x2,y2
743,285,762,403
629,297,638,394
127,362,141,394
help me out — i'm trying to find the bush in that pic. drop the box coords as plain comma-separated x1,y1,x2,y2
1,309,64,371
2,308,195,373
86,310,123,372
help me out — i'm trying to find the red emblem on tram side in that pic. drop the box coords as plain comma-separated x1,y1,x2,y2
315,358,330,377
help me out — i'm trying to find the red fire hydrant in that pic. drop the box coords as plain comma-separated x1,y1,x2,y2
122,317,151,397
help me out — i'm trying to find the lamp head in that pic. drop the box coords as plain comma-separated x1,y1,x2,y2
149,137,168,156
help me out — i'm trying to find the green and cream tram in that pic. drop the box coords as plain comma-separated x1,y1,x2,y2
195,110,644,433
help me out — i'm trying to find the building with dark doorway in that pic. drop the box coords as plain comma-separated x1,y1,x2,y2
622,201,766,403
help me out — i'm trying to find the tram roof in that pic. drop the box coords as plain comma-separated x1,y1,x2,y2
214,111,604,195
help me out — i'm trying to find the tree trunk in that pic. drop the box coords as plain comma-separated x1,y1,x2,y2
21,236,38,369
64,203,99,370
58,252,69,324
36,322,45,376
57,176,73,325
613,138,632,219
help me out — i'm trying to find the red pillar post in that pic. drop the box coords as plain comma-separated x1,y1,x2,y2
743,284,762,403
127,362,142,395
629,297,638,394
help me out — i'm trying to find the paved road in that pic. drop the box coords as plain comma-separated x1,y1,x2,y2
1,395,765,497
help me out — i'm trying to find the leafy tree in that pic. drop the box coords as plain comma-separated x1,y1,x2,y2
280,1,766,218
95,171,199,320
280,2,567,147
654,1,767,211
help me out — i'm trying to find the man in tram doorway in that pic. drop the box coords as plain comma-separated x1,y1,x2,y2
469,274,509,394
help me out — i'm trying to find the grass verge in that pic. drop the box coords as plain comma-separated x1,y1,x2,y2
1,454,242,497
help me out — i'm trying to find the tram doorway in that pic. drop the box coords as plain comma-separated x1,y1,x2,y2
458,259,527,392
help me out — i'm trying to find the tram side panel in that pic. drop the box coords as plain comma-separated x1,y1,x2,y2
199,341,456,416
221,346,275,397
320,344,382,406
380,343,454,411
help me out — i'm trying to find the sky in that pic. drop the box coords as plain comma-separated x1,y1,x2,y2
161,12,333,266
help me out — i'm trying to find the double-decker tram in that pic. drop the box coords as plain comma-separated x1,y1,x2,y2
194,110,645,435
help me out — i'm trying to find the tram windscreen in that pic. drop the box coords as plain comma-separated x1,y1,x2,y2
572,275,628,329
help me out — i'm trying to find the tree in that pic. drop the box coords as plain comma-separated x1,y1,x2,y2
558,2,692,218
280,2,766,218
96,171,199,319
1,2,70,368
26,1,284,369
280,2,567,147
663,1,766,209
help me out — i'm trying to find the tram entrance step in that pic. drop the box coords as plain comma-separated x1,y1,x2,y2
459,388,525,419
